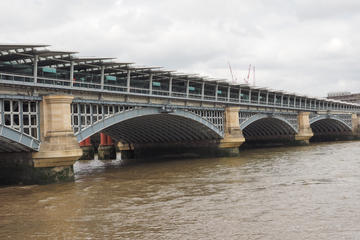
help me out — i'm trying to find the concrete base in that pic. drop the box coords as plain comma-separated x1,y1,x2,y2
0,152,74,185
121,150,135,160
98,145,116,160
79,146,95,160
310,135,356,142
133,144,240,160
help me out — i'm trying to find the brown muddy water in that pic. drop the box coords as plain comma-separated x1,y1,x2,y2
1,141,360,239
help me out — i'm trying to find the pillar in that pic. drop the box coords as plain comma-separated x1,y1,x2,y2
98,133,116,160
79,137,95,160
117,142,134,160
352,114,360,139
218,107,245,156
295,112,314,144
0,95,82,185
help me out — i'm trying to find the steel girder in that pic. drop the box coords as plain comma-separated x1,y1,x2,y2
240,114,298,140
310,118,352,136
0,125,40,152
75,108,224,144
309,115,353,131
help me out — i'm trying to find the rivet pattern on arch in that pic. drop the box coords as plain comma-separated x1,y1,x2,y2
239,111,298,131
71,103,225,134
309,113,353,129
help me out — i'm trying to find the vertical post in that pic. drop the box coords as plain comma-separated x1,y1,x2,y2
215,84,218,101
258,91,261,104
127,70,131,92
36,102,40,140
304,99,307,109
100,66,105,90
19,100,23,134
294,96,296,108
33,55,38,83
274,94,277,105
238,88,242,102
249,90,252,103
149,74,153,95
107,135,113,145
0,100,3,125
186,79,190,98
70,61,74,88
169,76,173,96
266,92,269,105
227,86,231,102
201,81,205,100
299,98,302,108
100,133,107,146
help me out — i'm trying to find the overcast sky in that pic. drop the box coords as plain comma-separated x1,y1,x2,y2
1,0,359,97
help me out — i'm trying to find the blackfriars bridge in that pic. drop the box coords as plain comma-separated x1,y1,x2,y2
0,44,359,184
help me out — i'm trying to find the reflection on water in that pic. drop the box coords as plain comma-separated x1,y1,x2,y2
1,141,360,239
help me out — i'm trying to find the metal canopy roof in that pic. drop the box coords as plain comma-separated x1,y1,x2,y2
0,44,354,103
0,44,49,51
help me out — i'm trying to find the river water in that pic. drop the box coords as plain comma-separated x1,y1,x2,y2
1,141,360,239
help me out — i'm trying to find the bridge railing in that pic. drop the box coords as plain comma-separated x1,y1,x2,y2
1,71,359,113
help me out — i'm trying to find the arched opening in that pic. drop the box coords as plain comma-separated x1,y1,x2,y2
241,117,297,146
310,118,353,142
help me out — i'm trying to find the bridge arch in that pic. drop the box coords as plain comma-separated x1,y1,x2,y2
75,108,224,144
240,114,298,141
0,125,40,152
310,115,352,139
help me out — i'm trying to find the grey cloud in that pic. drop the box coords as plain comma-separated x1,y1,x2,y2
1,0,360,97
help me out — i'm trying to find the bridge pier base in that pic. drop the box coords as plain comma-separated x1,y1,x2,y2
98,145,116,160
117,142,134,160
352,114,360,139
0,95,82,185
80,146,95,160
79,138,95,160
295,112,314,144
0,152,74,185
98,133,116,160
218,107,245,153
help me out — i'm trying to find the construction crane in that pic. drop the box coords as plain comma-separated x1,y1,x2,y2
228,62,237,84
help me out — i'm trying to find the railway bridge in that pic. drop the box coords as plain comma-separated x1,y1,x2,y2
1,44,359,184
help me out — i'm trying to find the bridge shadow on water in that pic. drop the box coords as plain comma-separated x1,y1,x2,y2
73,139,358,183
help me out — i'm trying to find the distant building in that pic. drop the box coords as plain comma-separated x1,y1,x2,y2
327,92,360,104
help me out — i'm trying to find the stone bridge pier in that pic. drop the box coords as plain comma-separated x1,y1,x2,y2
0,95,82,185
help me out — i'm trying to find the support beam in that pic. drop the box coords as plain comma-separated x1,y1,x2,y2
100,66,105,90
186,79,190,98
227,86,231,102
70,61,74,88
201,81,205,100
169,76,173,96
33,55,38,83
149,74,153,95
215,84,218,101
127,70,131,92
